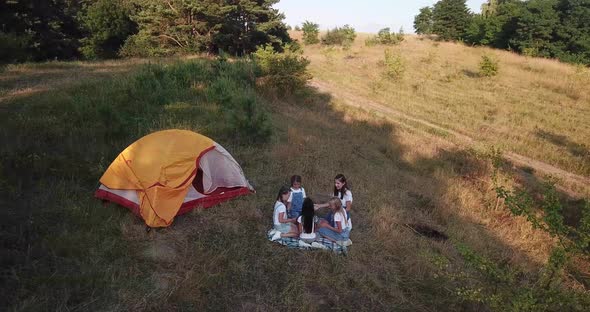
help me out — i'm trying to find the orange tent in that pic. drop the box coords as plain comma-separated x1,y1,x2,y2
96,130,254,227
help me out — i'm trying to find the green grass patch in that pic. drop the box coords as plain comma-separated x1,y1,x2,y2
0,58,272,310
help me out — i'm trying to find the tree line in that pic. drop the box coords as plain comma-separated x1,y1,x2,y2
0,0,291,63
414,0,590,65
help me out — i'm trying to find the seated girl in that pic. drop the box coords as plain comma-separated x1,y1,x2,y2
270,186,299,241
314,174,353,225
317,197,352,246
297,198,318,245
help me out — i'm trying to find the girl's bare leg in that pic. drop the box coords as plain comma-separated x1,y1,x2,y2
280,224,299,238
281,232,299,238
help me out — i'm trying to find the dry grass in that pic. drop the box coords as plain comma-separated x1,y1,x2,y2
301,35,590,178
0,55,210,103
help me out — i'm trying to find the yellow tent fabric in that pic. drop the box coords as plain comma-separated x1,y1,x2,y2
100,130,214,227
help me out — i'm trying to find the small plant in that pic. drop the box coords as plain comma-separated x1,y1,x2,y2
294,25,301,31
365,37,378,47
522,46,539,58
365,27,404,47
207,61,272,143
381,49,405,80
321,46,337,64
421,50,438,64
225,94,272,143
479,55,499,77
301,21,320,45
321,25,356,46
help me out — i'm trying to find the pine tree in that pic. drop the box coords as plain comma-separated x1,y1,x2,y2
414,6,434,34
512,0,560,57
554,0,590,64
1,0,84,62
432,0,472,41
212,0,291,55
301,20,319,44
81,0,137,59
122,0,290,57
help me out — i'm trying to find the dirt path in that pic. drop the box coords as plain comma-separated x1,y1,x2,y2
310,78,590,196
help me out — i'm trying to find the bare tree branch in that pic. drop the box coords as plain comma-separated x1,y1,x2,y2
159,34,185,48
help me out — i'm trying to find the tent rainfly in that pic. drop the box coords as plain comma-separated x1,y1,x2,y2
95,129,254,227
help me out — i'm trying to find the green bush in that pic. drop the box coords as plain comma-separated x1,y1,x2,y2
366,28,405,46
119,33,169,57
381,49,405,80
321,25,356,46
253,45,311,95
479,54,499,77
365,37,378,47
207,60,272,143
302,21,320,44
226,94,272,143
382,27,405,44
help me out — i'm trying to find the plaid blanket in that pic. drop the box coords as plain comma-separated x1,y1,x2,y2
266,229,349,255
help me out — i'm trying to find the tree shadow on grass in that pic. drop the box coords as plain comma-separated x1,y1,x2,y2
535,129,589,160
462,69,480,78
229,83,557,310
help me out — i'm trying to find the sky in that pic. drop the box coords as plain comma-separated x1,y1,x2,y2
274,0,487,34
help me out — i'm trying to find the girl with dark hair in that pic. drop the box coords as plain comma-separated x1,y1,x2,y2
297,198,318,246
270,186,299,241
287,175,307,218
315,174,353,225
333,174,353,213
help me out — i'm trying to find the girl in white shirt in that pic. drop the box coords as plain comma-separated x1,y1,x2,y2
333,174,352,213
317,197,351,243
315,174,353,227
270,186,299,241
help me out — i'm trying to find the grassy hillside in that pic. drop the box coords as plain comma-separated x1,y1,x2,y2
1,44,589,310
301,33,590,178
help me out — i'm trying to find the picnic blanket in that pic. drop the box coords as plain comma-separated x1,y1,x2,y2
266,229,349,255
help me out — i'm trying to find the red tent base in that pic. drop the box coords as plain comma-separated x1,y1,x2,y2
95,186,252,222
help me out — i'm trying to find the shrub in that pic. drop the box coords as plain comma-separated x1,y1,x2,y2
119,33,169,57
253,44,311,95
381,27,405,44
479,54,499,77
366,27,405,46
365,37,378,47
301,21,320,44
294,25,301,31
321,46,337,64
381,49,405,80
207,60,272,143
226,94,272,143
321,25,356,46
